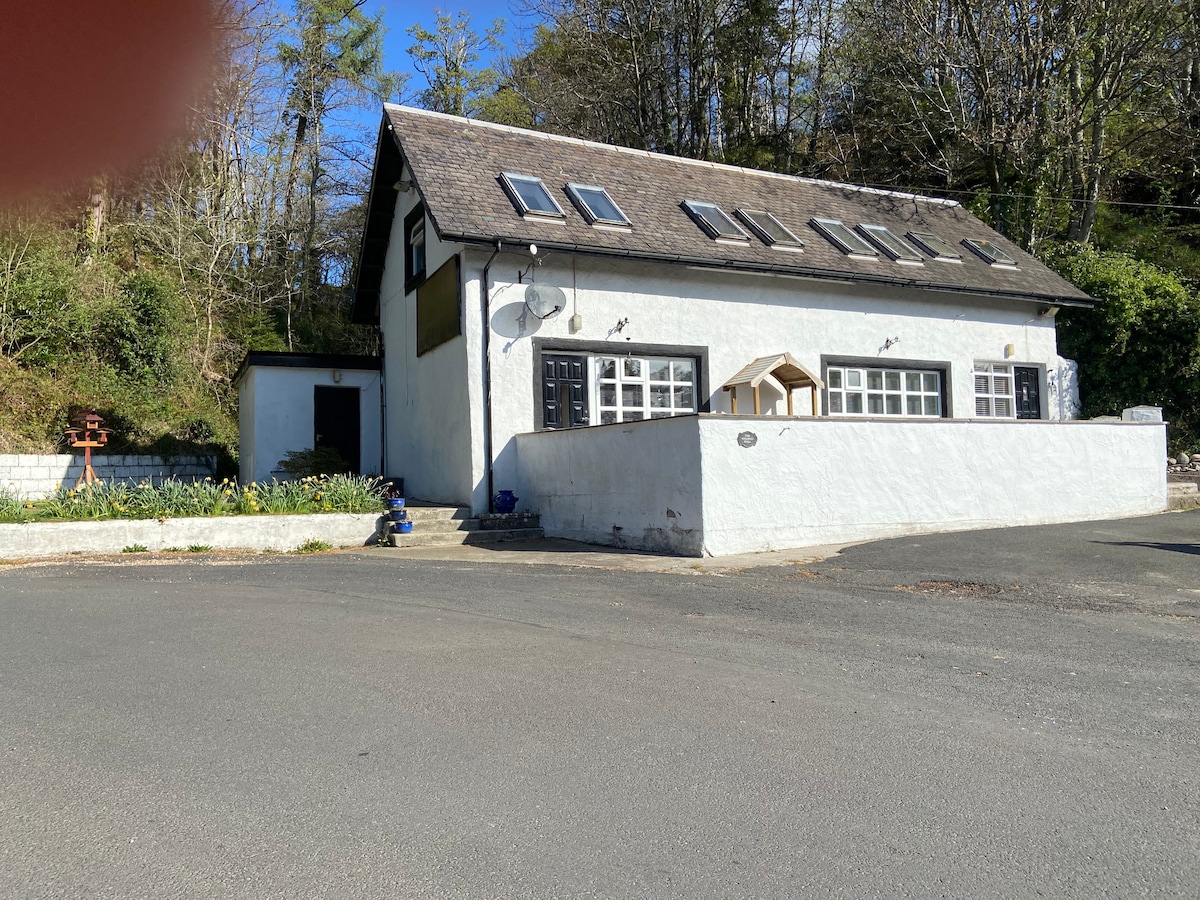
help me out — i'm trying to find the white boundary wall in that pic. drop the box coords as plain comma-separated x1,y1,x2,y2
516,415,704,554
0,455,217,501
516,415,1166,557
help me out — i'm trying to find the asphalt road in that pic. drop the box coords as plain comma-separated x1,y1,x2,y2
1,512,1198,899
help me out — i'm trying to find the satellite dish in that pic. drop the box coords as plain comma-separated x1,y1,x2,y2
524,283,566,320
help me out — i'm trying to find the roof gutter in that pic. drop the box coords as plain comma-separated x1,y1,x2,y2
440,230,1094,309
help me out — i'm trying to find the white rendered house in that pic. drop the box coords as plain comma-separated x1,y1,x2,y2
351,105,1165,556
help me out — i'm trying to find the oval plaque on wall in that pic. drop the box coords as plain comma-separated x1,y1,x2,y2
737,431,758,448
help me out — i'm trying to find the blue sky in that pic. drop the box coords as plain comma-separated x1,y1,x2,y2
364,1,539,96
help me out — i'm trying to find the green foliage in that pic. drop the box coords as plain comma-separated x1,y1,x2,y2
7,474,384,523
0,491,25,523
122,545,149,553
100,273,182,384
1046,243,1200,452
187,545,212,553
0,222,81,366
406,11,504,117
292,538,333,553
278,446,351,478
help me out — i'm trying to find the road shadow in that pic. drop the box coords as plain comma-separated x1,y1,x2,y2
1094,541,1200,556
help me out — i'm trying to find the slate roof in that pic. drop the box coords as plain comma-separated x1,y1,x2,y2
353,105,1091,323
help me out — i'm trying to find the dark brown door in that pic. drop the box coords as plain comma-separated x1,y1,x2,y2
314,386,361,474
542,354,589,428
1014,367,1041,420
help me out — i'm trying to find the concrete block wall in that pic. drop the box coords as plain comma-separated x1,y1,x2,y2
0,454,218,500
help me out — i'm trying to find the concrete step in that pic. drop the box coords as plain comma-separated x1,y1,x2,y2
1168,481,1200,510
387,527,544,548
381,506,543,547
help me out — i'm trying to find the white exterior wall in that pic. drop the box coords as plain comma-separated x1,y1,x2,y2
481,253,1068,511
515,415,704,554
697,416,1166,556
380,185,476,505
515,416,1166,556
238,366,382,484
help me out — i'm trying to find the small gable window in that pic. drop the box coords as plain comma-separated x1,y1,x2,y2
735,209,804,250
566,183,630,226
810,218,878,258
857,224,923,263
906,231,961,261
404,203,427,293
682,200,750,241
963,239,1018,267
499,173,565,218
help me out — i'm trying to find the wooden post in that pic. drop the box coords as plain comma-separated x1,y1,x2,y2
729,387,738,414
753,386,761,415
786,388,794,416
811,385,818,416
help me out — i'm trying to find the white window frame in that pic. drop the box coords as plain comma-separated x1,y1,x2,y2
826,365,943,418
856,223,924,264
735,208,804,250
973,363,1016,418
595,355,698,424
963,238,1018,267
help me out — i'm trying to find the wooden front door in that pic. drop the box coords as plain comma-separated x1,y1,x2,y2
1014,367,1041,420
314,385,361,474
542,354,589,428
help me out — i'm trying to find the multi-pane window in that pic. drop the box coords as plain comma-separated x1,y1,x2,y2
735,208,804,249
974,363,1015,417
826,365,942,417
597,356,696,424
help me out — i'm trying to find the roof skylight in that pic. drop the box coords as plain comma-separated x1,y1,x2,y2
499,173,565,218
810,218,878,257
735,209,804,249
682,200,750,241
906,231,961,261
566,183,630,226
963,239,1018,267
857,224,923,263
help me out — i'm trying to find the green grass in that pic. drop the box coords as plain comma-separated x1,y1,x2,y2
0,475,386,524
292,538,333,554
122,544,149,553
186,545,212,553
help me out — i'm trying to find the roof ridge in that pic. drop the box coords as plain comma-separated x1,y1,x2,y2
383,104,961,209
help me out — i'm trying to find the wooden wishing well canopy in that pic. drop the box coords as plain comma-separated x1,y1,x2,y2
721,353,824,416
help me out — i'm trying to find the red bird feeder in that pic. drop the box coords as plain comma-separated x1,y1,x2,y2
64,410,113,487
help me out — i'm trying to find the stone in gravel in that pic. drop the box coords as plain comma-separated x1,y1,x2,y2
1178,453,1192,466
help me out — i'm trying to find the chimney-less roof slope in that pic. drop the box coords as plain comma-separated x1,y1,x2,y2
374,105,1091,308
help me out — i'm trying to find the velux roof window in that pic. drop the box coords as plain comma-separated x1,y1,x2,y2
682,200,750,241
856,224,923,264
566,183,630,226
735,209,804,250
499,173,565,218
963,239,1018,267
810,217,877,258
906,231,961,261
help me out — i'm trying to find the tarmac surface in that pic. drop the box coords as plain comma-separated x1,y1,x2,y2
1,510,1197,898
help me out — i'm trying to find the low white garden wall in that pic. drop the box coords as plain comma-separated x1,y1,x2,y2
0,454,217,500
515,414,1167,557
0,512,383,559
